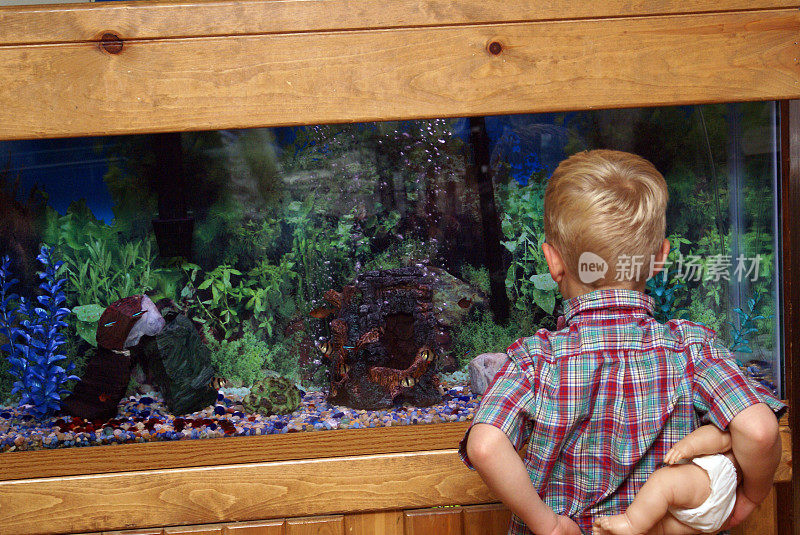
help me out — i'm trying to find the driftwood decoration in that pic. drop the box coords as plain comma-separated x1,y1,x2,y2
312,266,444,409
61,296,146,420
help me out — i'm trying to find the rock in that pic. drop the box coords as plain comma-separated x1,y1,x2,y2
423,266,487,331
242,376,302,416
143,314,218,415
62,296,154,421
124,295,166,348
468,353,509,396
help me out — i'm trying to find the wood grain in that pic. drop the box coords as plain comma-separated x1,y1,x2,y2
0,450,493,535
1,0,799,47
0,10,798,140
343,511,404,535
403,507,463,535
775,421,792,483
774,481,793,535
285,516,344,535
102,529,164,535
782,99,800,535
223,521,285,535
462,504,511,535
0,422,470,481
164,525,225,535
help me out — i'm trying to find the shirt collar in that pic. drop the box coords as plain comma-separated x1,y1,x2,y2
562,288,655,325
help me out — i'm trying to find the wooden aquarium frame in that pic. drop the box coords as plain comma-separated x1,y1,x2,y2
0,1,798,533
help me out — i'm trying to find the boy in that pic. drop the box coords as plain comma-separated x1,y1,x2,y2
594,423,737,534
459,150,785,535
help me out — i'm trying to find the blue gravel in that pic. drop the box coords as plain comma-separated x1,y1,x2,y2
0,380,478,452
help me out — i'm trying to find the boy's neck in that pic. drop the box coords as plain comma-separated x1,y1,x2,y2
560,274,646,300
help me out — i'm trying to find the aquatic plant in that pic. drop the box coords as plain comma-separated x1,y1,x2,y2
498,180,559,315
180,263,248,340
727,293,770,354
43,202,182,310
451,309,531,369
204,323,273,387
461,265,490,295
646,235,690,323
72,303,105,346
241,257,299,338
0,248,79,418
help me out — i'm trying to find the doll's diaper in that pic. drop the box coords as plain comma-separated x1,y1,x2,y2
667,453,737,533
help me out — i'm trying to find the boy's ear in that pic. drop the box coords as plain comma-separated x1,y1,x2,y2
650,238,671,276
542,242,566,283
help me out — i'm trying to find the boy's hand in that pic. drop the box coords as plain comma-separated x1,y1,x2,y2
547,515,581,535
663,438,693,465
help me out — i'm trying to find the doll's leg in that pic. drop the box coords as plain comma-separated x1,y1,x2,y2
593,464,710,535
646,513,701,535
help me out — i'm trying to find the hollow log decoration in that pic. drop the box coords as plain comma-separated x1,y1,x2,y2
311,267,444,409
328,318,350,398
61,296,145,421
368,346,436,399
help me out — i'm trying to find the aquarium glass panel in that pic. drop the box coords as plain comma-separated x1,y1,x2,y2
0,102,781,453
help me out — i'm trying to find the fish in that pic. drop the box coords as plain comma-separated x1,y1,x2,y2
317,341,334,356
309,306,336,319
98,393,109,403
209,376,227,390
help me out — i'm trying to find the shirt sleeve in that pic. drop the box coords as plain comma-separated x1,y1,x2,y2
458,357,535,470
691,336,786,429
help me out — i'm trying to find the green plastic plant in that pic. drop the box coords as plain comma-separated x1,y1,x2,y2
461,265,490,295
204,323,273,387
451,309,535,369
181,263,248,340
242,257,299,338
43,202,179,308
497,181,559,315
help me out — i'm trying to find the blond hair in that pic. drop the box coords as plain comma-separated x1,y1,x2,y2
544,150,668,288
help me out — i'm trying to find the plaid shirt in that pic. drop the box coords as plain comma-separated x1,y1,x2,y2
459,289,785,535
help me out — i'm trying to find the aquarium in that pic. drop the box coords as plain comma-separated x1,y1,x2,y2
0,102,782,453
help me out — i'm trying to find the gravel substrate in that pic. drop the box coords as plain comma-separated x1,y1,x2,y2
0,381,478,452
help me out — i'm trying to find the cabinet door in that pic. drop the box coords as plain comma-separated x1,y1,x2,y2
344,511,404,535
463,504,512,535
404,508,462,535
285,515,344,535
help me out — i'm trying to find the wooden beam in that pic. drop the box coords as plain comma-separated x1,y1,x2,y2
1,0,799,47
782,99,800,535
0,422,470,481
0,450,494,535
0,10,798,140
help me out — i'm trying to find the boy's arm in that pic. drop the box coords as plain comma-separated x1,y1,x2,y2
663,424,731,465
466,423,580,535
690,336,785,526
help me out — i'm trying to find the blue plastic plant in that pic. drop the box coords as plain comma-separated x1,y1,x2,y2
0,247,79,418
727,293,770,354
645,268,687,324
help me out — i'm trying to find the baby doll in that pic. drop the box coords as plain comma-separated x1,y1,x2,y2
593,424,738,535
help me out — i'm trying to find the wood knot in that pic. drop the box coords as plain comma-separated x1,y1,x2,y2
487,41,503,55
99,32,124,54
